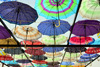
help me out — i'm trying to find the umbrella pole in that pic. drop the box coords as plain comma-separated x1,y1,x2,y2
66,0,82,45
2,63,4,67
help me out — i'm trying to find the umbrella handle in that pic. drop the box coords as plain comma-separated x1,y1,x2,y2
80,51,82,55
55,20,60,27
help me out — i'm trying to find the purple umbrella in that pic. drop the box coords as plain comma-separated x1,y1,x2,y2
70,20,100,36
0,1,38,25
0,25,11,39
16,59,31,63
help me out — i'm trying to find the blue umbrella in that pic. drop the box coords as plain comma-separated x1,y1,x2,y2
61,62,74,65
91,39,100,45
80,53,99,59
0,1,38,25
77,58,91,63
43,47,64,52
1,60,18,64
16,59,31,63
38,20,70,36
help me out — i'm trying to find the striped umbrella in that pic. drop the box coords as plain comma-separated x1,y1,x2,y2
34,0,79,19
79,0,100,19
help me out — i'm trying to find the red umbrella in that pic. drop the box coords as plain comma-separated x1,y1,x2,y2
85,47,100,54
25,49,45,55
32,60,48,64
0,55,13,60
21,40,45,49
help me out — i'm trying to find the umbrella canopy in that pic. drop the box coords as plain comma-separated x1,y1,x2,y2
91,39,100,45
0,55,13,60
21,40,44,49
41,35,67,45
80,53,99,59
16,59,31,63
34,0,79,19
46,57,60,62
64,53,80,58
69,36,95,45
38,20,70,36
1,60,18,64
61,62,74,65
70,20,100,36
0,25,11,39
8,64,20,67
13,26,42,40
43,47,64,52
25,49,45,55
47,62,60,65
0,0,16,2
61,65,73,67
85,47,100,54
77,58,91,63
30,55,47,60
32,60,48,64
45,52,63,58
0,49,6,55
0,38,17,48
0,1,38,25
65,47,86,53
4,47,24,55
79,0,100,19
48,64,60,67
13,53,30,59
33,64,48,67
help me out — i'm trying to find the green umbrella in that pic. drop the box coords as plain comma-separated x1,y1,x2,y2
79,0,100,19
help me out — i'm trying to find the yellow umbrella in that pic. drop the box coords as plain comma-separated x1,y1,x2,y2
0,49,6,56
0,38,17,48
60,65,73,67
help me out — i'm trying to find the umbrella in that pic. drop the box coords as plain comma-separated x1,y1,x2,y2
65,47,86,53
0,49,6,55
91,39,100,45
0,25,11,39
60,65,73,67
79,0,100,19
80,53,99,59
48,64,60,67
64,53,80,58
38,20,70,36
30,55,47,60
69,36,95,45
33,64,48,67
22,63,33,67
0,1,38,25
43,47,64,52
0,38,17,48
13,26,42,40
13,53,30,59
16,59,31,63
8,64,20,67
85,47,100,54
1,60,18,64
4,47,24,55
0,0,17,2
34,0,79,19
45,52,63,58
25,49,45,55
61,62,74,65
32,60,48,64
77,58,91,63
47,62,60,65
46,57,60,62
41,35,67,45
70,20,100,36
21,40,44,49
0,55,13,60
